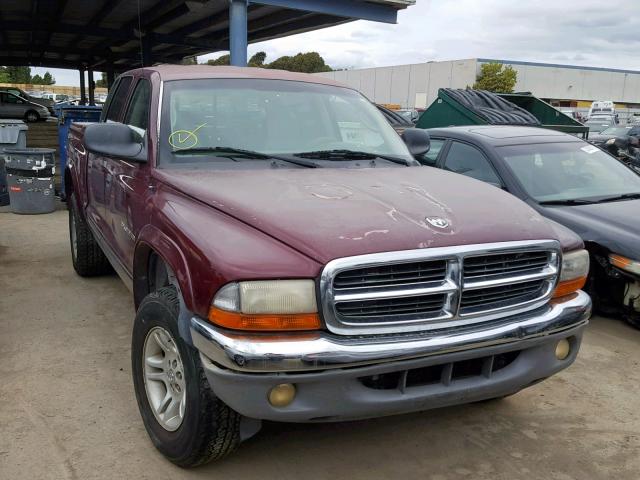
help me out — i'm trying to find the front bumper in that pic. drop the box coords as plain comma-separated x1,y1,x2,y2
191,291,591,422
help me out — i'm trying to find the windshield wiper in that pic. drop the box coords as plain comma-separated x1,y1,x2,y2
294,149,413,166
538,199,595,206
173,147,318,168
590,192,640,203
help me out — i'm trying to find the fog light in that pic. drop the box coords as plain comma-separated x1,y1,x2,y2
555,339,571,360
268,383,296,407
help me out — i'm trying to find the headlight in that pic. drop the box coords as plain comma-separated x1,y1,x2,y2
609,253,640,276
208,280,320,331
554,249,589,298
606,138,615,145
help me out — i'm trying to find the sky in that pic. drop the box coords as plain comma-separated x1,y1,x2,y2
31,0,640,86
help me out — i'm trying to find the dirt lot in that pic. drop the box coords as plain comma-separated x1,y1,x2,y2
1,208,639,480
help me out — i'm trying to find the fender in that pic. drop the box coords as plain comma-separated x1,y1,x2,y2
134,224,195,312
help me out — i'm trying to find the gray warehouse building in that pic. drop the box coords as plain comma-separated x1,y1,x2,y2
316,58,640,114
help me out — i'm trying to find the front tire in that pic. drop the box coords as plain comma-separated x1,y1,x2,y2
68,193,111,276
24,110,40,122
132,287,241,467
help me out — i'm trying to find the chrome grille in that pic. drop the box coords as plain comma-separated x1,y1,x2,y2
460,280,546,314
333,260,447,290
320,240,560,335
463,251,551,280
336,293,447,319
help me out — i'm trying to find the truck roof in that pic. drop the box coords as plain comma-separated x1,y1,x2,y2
124,64,348,88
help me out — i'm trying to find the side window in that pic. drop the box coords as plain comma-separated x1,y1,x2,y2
4,93,21,104
124,79,151,132
419,138,445,166
104,76,133,123
443,142,502,185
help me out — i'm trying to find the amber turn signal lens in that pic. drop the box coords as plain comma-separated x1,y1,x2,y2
553,276,587,298
208,306,321,331
610,254,632,269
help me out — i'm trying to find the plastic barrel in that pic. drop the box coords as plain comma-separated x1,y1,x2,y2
0,120,28,206
5,148,56,214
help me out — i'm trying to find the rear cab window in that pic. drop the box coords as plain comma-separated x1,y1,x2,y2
102,76,133,123
124,79,151,135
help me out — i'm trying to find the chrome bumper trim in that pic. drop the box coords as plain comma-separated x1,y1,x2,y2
190,290,591,373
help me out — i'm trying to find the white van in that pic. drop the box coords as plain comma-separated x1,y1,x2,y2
589,100,615,118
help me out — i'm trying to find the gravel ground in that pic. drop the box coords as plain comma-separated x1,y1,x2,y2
1,209,639,480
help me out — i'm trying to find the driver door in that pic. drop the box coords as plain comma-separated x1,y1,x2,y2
85,76,133,239
104,78,152,271
0,92,26,118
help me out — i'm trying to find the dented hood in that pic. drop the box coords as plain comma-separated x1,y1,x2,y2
157,167,561,264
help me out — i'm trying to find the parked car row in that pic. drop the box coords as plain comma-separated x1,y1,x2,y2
0,87,108,122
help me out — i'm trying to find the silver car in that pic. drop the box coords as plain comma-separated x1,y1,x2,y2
0,91,50,122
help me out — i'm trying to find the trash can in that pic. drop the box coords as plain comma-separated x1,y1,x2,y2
5,148,56,214
0,120,29,206
58,105,102,194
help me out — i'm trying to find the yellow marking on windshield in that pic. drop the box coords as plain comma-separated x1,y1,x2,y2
168,123,207,150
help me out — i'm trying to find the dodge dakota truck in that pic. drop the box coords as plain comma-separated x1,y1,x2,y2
65,65,592,467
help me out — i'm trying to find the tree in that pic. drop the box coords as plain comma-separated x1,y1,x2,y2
181,56,197,65
96,72,108,88
248,51,267,67
30,74,44,84
42,71,55,85
473,63,517,93
204,51,332,73
267,52,332,73
0,67,9,83
207,54,230,66
5,66,31,83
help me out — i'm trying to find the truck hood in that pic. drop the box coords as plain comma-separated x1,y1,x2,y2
157,167,561,264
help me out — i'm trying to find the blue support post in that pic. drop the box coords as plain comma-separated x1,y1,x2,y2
229,0,248,67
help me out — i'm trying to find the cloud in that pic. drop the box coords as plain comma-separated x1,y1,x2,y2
31,0,640,86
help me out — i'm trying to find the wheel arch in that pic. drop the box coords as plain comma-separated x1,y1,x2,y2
133,225,195,312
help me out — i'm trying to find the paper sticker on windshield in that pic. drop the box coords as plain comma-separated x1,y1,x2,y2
581,145,600,154
338,121,364,144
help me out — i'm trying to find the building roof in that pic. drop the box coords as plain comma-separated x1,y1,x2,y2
478,58,640,76
0,0,413,71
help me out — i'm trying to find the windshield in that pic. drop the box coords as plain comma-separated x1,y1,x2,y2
159,78,413,167
499,142,640,203
585,121,611,133
600,126,630,136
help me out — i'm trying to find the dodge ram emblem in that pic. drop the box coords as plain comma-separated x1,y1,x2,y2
426,216,450,229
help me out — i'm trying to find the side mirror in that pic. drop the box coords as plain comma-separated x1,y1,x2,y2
84,123,147,162
402,128,431,157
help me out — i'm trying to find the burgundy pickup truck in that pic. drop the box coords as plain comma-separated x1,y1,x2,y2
65,65,591,467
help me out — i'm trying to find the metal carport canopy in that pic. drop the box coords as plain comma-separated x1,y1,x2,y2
0,0,415,71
